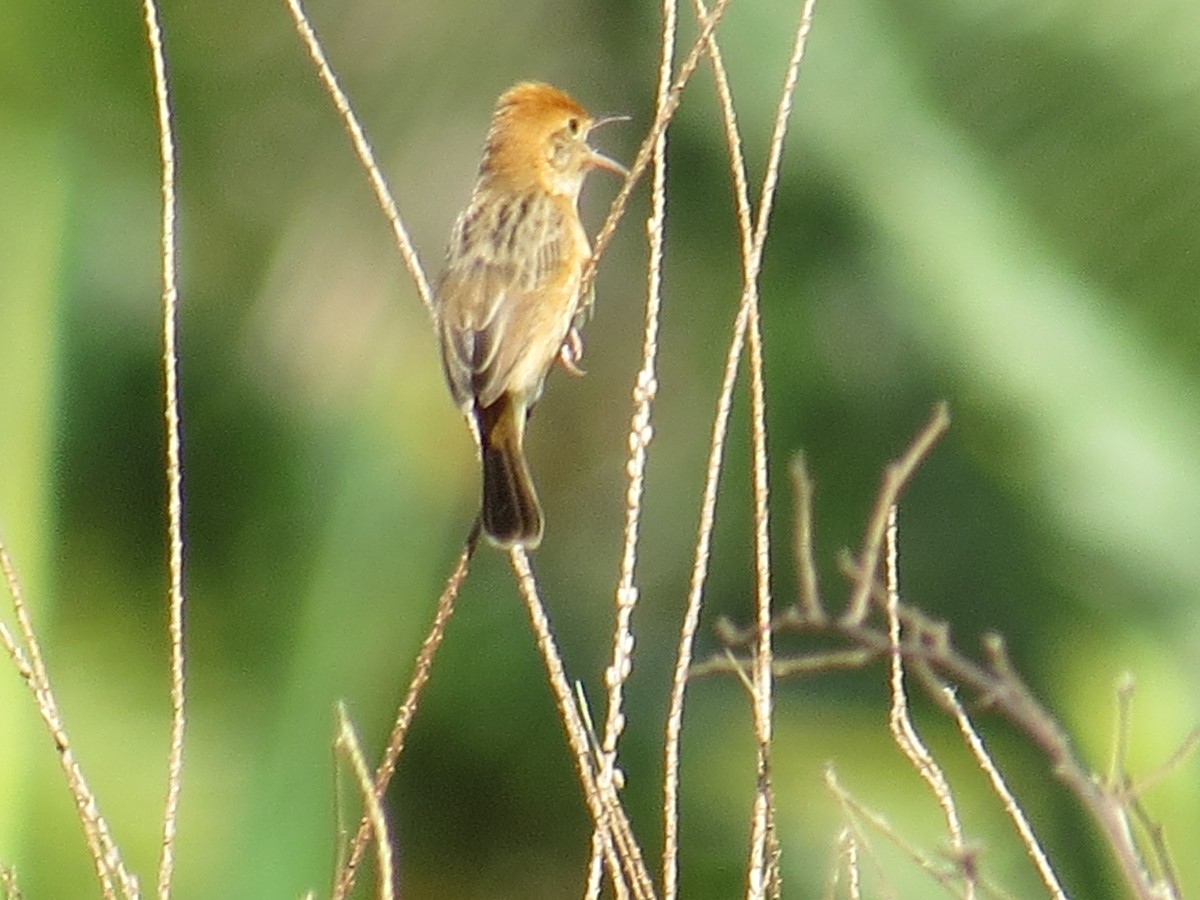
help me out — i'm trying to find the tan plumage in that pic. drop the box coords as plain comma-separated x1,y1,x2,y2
434,82,625,548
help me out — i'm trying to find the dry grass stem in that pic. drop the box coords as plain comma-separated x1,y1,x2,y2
590,0,679,889
839,828,863,900
691,0,753,255
745,298,775,900
938,686,1067,899
283,0,433,313
332,537,474,900
15,0,1188,895
824,827,862,900
711,5,819,892
580,682,616,900
883,507,973,898
0,866,21,900
750,0,818,258
509,548,656,900
140,0,188,894
335,703,396,900
584,828,606,900
1,544,138,899
283,0,736,893
581,0,734,301
1128,799,1182,900
747,305,779,900
661,284,751,900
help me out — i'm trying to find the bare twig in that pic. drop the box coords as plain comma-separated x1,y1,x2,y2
1128,724,1200,799
886,617,1169,897
690,647,878,679
842,402,950,626
790,455,824,623
767,570,1174,897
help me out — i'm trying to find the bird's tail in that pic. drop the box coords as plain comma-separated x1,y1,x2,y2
477,396,543,549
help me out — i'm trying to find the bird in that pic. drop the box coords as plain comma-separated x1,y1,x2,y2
433,82,626,549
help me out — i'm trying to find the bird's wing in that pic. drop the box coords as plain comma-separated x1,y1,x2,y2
436,193,575,409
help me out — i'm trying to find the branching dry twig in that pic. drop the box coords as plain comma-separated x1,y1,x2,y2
706,407,1184,900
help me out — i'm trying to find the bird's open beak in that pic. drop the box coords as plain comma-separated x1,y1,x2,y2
588,149,629,176
587,114,631,176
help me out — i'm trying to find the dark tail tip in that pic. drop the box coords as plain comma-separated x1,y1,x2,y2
481,440,544,549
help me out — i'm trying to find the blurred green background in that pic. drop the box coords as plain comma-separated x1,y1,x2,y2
2,0,1199,896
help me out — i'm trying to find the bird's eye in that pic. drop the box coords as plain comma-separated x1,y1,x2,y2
566,117,581,135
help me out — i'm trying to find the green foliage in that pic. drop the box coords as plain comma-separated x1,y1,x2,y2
1,0,1198,896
